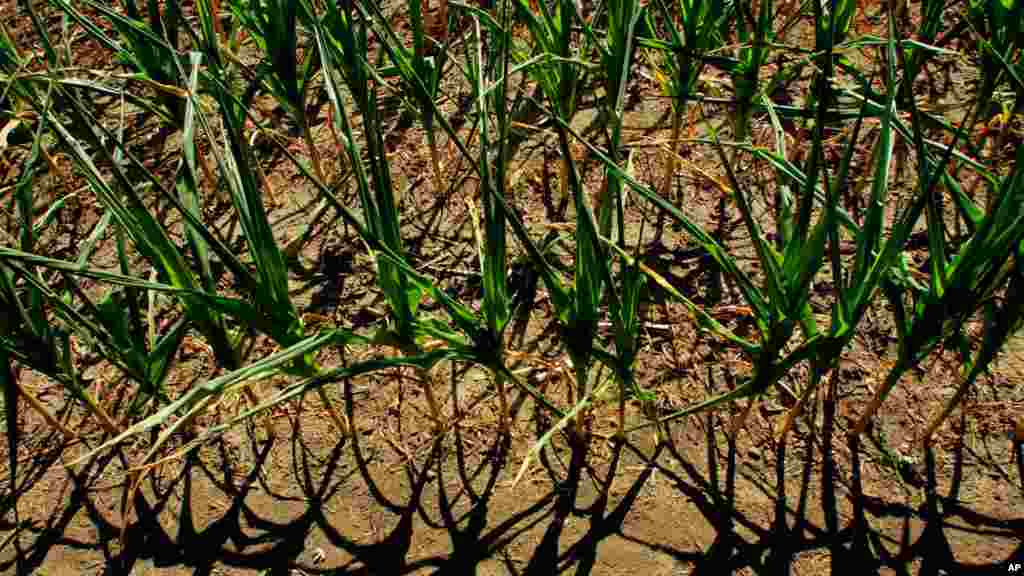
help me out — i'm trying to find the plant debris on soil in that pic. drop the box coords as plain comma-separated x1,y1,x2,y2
1,0,1023,574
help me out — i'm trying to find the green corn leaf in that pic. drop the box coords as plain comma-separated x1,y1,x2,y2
177,52,214,291
146,317,188,393
714,138,787,322
0,248,317,382
194,348,471,446
192,0,223,67
512,376,615,487
48,0,123,54
746,147,860,233
342,3,572,325
42,87,238,367
95,290,149,382
849,23,898,309
215,90,303,345
68,329,361,468
603,239,759,353
474,15,511,340
549,113,770,327
2,264,140,386
626,378,758,433
13,85,49,252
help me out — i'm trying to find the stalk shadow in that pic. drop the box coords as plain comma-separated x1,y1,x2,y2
611,384,1024,576
548,439,655,575
3,348,1022,576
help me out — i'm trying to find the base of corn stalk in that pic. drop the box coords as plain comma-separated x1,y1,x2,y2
422,378,445,432
316,387,350,437
921,379,974,447
401,362,445,433
775,378,821,441
13,378,77,441
728,398,755,441
80,390,121,437
851,367,902,437
639,398,662,445
303,123,326,186
495,372,511,436
662,108,683,203
428,131,445,197
71,362,122,436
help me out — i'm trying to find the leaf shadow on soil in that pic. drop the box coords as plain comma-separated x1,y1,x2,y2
617,401,1024,576
1,403,1022,575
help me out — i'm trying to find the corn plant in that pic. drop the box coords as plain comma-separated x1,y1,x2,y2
229,0,326,178
404,0,451,195
313,1,562,439
512,0,588,207
538,7,1012,452
1,102,89,471
466,3,514,432
583,0,650,437
847,4,1024,438
224,0,337,260
897,0,946,103
643,0,729,198
0,74,130,513
857,146,1024,440
4,0,1024,529
52,0,189,143
328,0,641,466
965,0,1023,114
0,8,368,479
728,0,774,144
313,0,448,427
